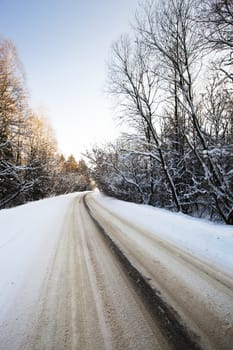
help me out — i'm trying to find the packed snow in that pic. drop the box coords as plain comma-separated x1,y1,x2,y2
0,191,233,348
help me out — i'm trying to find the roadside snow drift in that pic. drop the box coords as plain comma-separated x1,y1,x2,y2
0,194,76,349
93,193,233,276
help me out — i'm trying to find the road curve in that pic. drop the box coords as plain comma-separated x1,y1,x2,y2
19,194,173,350
86,193,233,350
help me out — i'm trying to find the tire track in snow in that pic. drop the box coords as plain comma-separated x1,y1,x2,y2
84,194,202,350
86,193,233,350
20,194,170,350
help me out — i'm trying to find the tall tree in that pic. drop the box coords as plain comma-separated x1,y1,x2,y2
0,38,29,207
108,35,182,210
136,0,233,223
23,112,58,200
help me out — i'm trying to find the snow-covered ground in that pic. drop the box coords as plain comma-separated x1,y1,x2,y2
93,192,233,276
1,191,232,319
0,192,233,349
0,193,76,348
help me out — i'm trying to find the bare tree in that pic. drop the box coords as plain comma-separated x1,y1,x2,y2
0,38,30,207
201,1,233,81
202,1,233,49
108,35,182,210
135,0,233,223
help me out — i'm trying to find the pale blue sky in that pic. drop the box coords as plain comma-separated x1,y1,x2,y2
0,0,138,158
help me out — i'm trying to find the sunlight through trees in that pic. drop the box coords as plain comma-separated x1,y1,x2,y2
0,37,91,208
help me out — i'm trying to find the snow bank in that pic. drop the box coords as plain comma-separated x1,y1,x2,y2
0,193,77,347
93,193,233,276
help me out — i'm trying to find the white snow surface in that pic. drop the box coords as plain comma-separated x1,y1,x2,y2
0,191,233,346
0,193,77,345
93,192,233,276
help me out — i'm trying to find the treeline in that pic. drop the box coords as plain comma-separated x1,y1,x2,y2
0,38,91,208
87,0,233,224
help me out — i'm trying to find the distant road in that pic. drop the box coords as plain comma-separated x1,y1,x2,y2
1,192,233,350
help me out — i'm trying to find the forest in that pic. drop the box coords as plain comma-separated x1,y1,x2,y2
87,0,233,224
1,0,233,224
0,39,91,208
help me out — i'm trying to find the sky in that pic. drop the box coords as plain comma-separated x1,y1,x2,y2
0,0,139,159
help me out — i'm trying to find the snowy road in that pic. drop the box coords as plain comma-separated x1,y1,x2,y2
86,194,233,350
0,192,233,349
20,195,170,350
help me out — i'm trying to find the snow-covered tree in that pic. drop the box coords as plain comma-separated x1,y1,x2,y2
96,0,233,223
0,38,30,207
